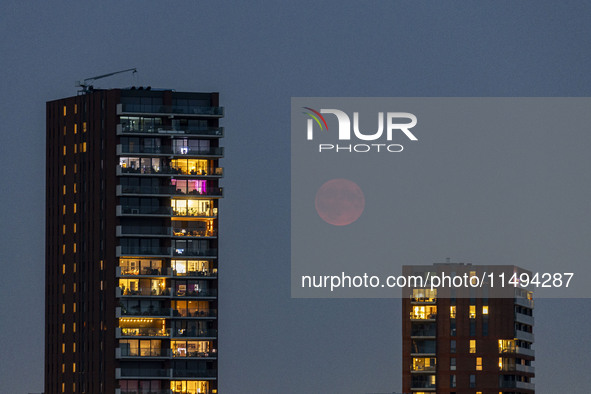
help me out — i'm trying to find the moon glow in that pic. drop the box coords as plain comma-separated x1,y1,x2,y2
315,179,365,226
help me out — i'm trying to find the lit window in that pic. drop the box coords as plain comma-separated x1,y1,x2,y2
476,357,482,370
73,203,77,213
83,122,87,133
469,305,476,319
62,264,66,274
73,302,76,313
450,305,456,318
73,283,76,292
62,244,65,255
74,263,77,273
62,323,65,334
63,205,66,215
63,145,66,155
499,357,503,370
63,185,66,195
62,304,65,314
74,163,77,173
62,343,65,353
82,142,87,152
62,224,66,235
62,363,65,373
62,382,65,393
74,144,77,154
63,126,66,136
469,340,476,353
482,305,489,315
74,183,77,193
63,165,66,175
73,243,76,253
62,284,65,294
73,343,76,352
74,124,77,134
73,223,77,233
63,106,66,116
73,322,76,332
74,104,77,114
470,271,476,277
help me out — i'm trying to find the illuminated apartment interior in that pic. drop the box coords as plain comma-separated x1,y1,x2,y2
46,88,223,394
402,263,535,394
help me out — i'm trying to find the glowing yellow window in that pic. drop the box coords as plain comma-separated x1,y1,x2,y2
74,124,77,134
73,303,76,313
62,224,66,235
476,357,482,370
83,122,87,133
62,264,66,274
73,322,76,332
73,223,77,233
74,144,77,154
63,205,66,215
450,305,456,318
469,305,476,319
82,142,87,152
73,243,76,253
63,145,66,155
63,165,66,175
62,304,65,314
63,185,66,195
73,342,76,352
62,363,65,373
499,357,503,370
73,203,77,213
62,343,65,353
74,183,77,193
469,340,476,353
74,104,77,114
63,105,67,116
74,163,77,173
62,244,66,255
73,283,77,292
62,383,65,393
482,305,489,315
62,323,65,334
74,263,77,273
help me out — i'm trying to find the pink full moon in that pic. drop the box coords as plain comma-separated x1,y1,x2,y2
315,179,365,226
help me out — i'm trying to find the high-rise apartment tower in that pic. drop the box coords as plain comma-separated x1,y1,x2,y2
402,263,535,394
46,87,223,394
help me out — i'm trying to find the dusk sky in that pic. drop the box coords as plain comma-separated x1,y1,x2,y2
1,1,591,393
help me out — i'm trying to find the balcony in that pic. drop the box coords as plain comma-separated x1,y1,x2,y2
116,205,173,217
515,312,534,325
117,185,223,198
117,225,171,238
116,327,171,338
173,289,217,298
116,367,171,379
117,266,171,277
410,365,436,373
172,227,217,238
516,364,536,374
172,369,217,379
116,245,171,257
173,248,217,258
116,389,173,394
172,208,217,218
499,380,535,390
117,165,223,177
500,345,535,357
117,144,224,157
172,328,217,339
515,329,534,342
409,312,437,321
515,296,534,309
172,269,217,278
172,309,217,318
410,378,436,390
116,287,172,298
116,347,172,359
117,103,224,117
172,349,217,359
116,306,171,318
117,123,224,137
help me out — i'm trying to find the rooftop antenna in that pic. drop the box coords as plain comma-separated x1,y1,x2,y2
76,68,137,93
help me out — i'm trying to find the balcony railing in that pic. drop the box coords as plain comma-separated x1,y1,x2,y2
117,225,171,237
172,208,217,218
410,379,436,389
118,327,171,338
411,365,436,372
172,269,217,278
117,165,223,177
117,185,223,197
410,313,437,320
117,205,173,216
117,144,224,157
173,289,217,298
173,228,217,237
117,245,171,257
172,369,217,378
515,312,534,325
515,329,534,342
118,103,224,116
173,248,217,257
117,306,170,318
172,328,217,338
117,367,171,378
173,309,217,318
118,123,224,137
172,349,217,358
117,389,173,394
116,347,172,358
117,287,171,297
